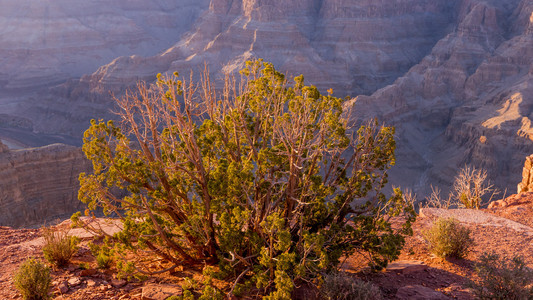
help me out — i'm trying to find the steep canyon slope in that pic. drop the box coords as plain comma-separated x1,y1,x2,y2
348,0,533,196
0,142,91,227
0,0,531,220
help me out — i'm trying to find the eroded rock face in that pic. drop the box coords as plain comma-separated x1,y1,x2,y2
518,155,533,194
348,0,533,197
70,0,457,96
0,144,91,227
0,0,210,90
23,0,460,149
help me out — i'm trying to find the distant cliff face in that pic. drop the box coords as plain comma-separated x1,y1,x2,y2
0,0,532,201
76,0,457,96
0,0,210,89
0,144,91,227
28,0,459,139
348,0,532,196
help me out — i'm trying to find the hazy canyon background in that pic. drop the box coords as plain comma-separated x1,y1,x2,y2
0,0,531,226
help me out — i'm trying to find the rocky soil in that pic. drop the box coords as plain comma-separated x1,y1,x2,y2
3,192,533,299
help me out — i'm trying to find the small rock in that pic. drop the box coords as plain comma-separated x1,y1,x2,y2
67,265,78,272
111,279,127,288
386,260,428,274
396,285,450,300
87,279,97,287
142,284,183,300
58,281,69,294
79,268,98,276
488,200,507,209
68,276,82,286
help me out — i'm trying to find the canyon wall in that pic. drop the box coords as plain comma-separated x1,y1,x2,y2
348,0,533,196
0,0,531,204
0,0,210,90
0,142,91,227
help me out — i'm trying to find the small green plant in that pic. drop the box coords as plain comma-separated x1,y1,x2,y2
78,262,89,270
42,227,79,268
320,272,383,300
423,218,473,259
13,258,51,300
198,284,224,300
166,290,195,300
88,241,113,269
469,253,533,299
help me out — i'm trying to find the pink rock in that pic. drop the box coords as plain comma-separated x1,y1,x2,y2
111,279,127,288
141,284,183,300
67,276,82,286
87,279,97,287
58,281,69,294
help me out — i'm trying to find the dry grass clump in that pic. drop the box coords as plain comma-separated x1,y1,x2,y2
42,227,79,268
320,272,383,300
13,258,51,300
423,217,473,259
469,253,533,299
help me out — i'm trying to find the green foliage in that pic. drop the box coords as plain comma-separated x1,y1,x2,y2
13,258,51,300
89,241,113,269
78,59,414,297
198,284,224,300
41,227,79,268
320,272,382,300
78,262,89,270
166,289,195,300
469,253,533,300
423,218,473,259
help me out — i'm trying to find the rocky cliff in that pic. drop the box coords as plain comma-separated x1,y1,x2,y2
348,0,533,196
0,143,91,227
518,154,533,194
0,0,209,90
73,0,457,96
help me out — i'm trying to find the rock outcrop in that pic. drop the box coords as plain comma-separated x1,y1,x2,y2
517,155,533,193
0,140,8,153
0,144,91,228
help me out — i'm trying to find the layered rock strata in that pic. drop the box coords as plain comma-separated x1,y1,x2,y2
0,0,210,90
518,154,533,194
348,0,533,197
0,144,91,227
70,0,457,96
